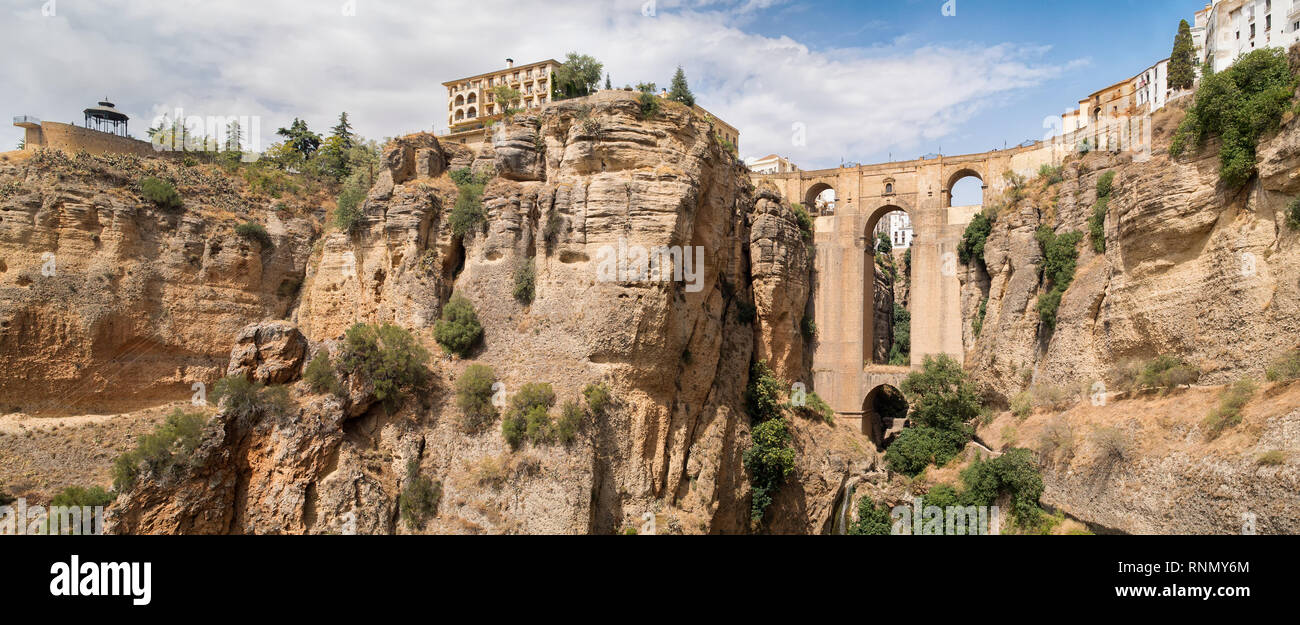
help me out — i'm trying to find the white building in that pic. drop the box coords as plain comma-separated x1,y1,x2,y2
1199,0,1300,74
874,211,914,249
1134,59,1170,110
746,154,800,174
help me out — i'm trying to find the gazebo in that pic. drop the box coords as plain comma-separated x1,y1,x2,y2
83,99,130,137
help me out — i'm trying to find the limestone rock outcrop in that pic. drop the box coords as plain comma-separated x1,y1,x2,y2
226,321,307,385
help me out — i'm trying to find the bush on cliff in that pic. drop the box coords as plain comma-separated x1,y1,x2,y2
400,460,441,529
337,323,431,412
51,485,116,508
1265,348,1300,382
1089,171,1115,254
434,296,484,358
140,177,182,212
583,382,612,418
304,351,340,395
235,221,272,247
1136,354,1201,392
1287,197,1300,230
455,364,498,434
449,168,490,237
1034,226,1083,331
848,497,893,535
501,383,557,449
743,415,796,527
957,211,993,266
111,408,209,491
211,375,291,419
513,260,536,305
1202,378,1257,440
885,355,980,476
959,448,1045,528
790,203,814,241
1170,47,1298,187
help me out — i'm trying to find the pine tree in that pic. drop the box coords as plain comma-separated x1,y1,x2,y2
1169,19,1196,91
668,66,696,108
225,119,243,152
605,73,612,90
330,112,354,150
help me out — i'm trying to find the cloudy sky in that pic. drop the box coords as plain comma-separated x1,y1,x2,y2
1,0,1205,177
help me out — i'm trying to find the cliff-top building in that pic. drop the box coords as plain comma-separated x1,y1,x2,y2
13,98,157,157
440,58,741,152
442,58,559,144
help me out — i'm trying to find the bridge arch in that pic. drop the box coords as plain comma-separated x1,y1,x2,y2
862,202,912,365
862,383,908,448
803,180,836,214
943,167,986,209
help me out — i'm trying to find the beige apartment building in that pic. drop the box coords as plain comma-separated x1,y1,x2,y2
443,58,559,143
440,59,740,151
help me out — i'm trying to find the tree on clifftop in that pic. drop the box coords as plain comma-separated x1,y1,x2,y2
1170,19,1196,91
553,53,604,100
275,118,321,159
668,66,696,108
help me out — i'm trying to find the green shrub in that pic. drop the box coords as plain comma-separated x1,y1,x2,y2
790,203,814,241
449,168,490,237
637,91,661,119
111,408,208,491
337,323,431,412
399,459,441,529
801,391,834,424
958,448,1044,528
1087,197,1108,254
1038,164,1065,185
1095,171,1116,198
51,485,115,508
1287,197,1300,230
140,177,182,212
501,383,556,449
888,303,910,365
745,360,784,423
900,354,981,433
211,375,291,419
957,211,993,266
743,416,796,526
1170,48,1298,187
1034,226,1083,330
235,221,272,247
513,260,536,305
1265,349,1300,382
1011,391,1032,420
1136,354,1200,392
455,364,498,434
584,382,612,418
304,351,340,395
433,296,484,358
555,400,585,444
333,182,367,232
972,297,988,337
884,426,969,476
1203,378,1257,440
848,497,893,535
1258,450,1287,466
801,315,817,340
0,487,14,506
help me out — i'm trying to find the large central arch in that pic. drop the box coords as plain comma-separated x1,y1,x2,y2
751,141,1062,417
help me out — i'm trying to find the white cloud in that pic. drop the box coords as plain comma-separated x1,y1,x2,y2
0,0,1069,169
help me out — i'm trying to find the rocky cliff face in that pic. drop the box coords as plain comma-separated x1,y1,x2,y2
961,100,1300,533
80,92,874,534
0,150,318,415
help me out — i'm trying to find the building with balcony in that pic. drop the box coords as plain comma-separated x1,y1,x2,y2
1198,0,1300,73
442,58,559,144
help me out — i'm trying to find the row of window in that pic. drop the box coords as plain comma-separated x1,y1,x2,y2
448,69,551,94
449,94,552,124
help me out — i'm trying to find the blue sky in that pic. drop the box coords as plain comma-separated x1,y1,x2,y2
739,0,1207,163
1,0,1207,190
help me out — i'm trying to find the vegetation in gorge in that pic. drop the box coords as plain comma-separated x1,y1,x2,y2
112,408,209,491
400,460,442,529
1170,47,1298,187
743,361,797,527
1034,226,1083,331
957,211,994,267
449,167,492,236
337,322,432,412
455,364,498,434
888,303,911,365
1088,171,1114,253
885,355,980,476
139,177,183,212
434,296,484,358
501,383,557,449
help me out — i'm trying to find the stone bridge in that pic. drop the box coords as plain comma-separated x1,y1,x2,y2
754,141,1067,441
